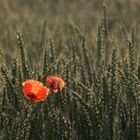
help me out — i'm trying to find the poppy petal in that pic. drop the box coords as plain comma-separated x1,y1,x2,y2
23,83,33,94
46,76,64,93
22,80,49,102
36,86,49,100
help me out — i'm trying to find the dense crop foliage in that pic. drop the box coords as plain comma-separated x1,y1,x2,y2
0,0,140,140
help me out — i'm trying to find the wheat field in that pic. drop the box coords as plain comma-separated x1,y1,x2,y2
0,0,140,140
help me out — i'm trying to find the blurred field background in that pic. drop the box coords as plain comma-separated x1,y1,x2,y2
0,0,140,64
0,0,140,140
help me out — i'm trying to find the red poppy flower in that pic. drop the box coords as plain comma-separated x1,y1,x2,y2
22,80,49,102
46,76,64,93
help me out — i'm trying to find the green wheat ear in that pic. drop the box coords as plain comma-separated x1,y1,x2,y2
42,50,47,82
101,4,109,69
0,66,20,110
96,24,103,70
17,31,31,80
108,47,119,139
81,35,92,85
128,41,135,74
1,66,14,93
110,47,118,106
138,65,140,80
0,43,5,67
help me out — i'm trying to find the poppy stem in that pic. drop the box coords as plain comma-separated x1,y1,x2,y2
66,87,89,108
